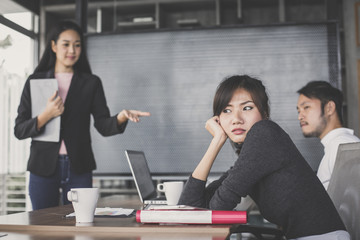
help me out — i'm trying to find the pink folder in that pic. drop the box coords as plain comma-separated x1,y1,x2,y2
136,209,247,224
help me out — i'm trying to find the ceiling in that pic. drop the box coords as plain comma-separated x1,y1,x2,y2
0,0,40,15
0,0,28,14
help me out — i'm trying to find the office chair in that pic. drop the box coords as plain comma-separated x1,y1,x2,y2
327,142,360,240
224,198,285,240
226,224,285,240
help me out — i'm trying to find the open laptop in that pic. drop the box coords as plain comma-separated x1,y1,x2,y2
125,150,167,206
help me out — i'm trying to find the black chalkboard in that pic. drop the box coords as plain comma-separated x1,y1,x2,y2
87,23,340,175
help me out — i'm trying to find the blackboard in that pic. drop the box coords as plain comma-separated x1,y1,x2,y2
87,23,340,175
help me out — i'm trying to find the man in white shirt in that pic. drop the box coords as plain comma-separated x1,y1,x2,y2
296,81,360,190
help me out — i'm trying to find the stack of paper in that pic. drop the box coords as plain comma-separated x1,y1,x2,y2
66,207,135,218
136,206,247,224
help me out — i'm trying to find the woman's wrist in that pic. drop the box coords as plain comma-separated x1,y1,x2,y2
117,111,127,125
213,133,227,145
37,112,51,130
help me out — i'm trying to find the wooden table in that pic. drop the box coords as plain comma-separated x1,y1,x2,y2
0,195,232,240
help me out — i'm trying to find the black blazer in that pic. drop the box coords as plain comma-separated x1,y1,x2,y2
14,70,127,177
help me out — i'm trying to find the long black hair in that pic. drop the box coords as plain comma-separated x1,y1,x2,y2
34,20,92,74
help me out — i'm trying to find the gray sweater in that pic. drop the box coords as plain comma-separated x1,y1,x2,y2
178,120,345,239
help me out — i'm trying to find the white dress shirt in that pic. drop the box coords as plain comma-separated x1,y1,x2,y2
317,128,360,190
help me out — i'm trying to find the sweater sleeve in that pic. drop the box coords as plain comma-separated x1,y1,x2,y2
179,120,289,210
209,120,290,210
178,176,207,208
210,120,291,210
178,171,230,208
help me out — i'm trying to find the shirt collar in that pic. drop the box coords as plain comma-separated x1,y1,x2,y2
321,128,354,146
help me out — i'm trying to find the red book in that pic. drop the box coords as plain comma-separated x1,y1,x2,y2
136,208,247,224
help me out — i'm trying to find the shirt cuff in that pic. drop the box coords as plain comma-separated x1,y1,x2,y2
116,119,128,133
34,116,45,134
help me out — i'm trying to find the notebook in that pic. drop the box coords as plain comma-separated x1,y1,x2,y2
125,150,167,206
30,78,60,142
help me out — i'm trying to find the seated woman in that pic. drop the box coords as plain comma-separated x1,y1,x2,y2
178,75,349,240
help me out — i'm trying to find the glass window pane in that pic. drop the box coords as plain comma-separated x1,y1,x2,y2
0,17,35,174
0,25,34,75
3,12,35,31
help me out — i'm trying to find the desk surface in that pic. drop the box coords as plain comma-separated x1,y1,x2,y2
0,195,231,240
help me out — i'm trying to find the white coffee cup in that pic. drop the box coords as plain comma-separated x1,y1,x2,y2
67,188,99,223
157,181,184,205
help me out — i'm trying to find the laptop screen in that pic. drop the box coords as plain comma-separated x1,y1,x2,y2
125,150,157,202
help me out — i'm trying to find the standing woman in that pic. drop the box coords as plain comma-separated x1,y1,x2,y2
14,20,150,210
178,75,349,239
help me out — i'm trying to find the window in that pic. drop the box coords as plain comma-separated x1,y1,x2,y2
0,12,37,174
0,10,38,214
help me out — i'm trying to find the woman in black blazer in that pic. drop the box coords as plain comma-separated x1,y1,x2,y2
14,20,150,210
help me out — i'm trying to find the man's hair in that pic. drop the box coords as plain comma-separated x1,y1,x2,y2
297,81,343,124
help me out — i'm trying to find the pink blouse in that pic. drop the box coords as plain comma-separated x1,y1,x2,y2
55,72,73,155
